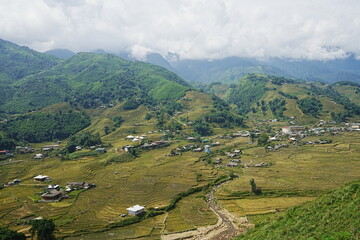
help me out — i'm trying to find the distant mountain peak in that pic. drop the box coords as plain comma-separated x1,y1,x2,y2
44,48,76,59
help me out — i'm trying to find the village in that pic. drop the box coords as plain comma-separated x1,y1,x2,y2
1,119,359,214
0,112,359,240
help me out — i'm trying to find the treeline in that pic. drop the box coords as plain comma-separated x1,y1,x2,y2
1,111,90,143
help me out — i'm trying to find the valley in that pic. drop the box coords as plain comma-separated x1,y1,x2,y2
0,39,360,240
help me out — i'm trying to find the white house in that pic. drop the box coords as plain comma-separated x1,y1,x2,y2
282,126,305,134
34,175,50,182
126,205,145,216
34,154,44,159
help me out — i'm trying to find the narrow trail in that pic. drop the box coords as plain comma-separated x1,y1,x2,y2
161,182,253,240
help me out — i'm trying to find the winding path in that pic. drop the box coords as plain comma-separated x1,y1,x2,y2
161,183,253,240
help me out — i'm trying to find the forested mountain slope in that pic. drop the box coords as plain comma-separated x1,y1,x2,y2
0,51,190,113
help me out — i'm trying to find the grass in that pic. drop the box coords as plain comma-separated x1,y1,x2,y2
1,90,360,239
235,180,360,240
220,196,315,217
333,85,360,105
212,132,360,231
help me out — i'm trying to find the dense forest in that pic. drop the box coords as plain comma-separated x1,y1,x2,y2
1,111,90,143
297,97,323,117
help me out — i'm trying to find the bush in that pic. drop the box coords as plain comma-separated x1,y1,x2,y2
0,228,26,240
123,100,139,110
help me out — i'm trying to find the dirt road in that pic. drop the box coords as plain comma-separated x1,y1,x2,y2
161,183,253,240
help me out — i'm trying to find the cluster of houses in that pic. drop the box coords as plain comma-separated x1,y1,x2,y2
125,135,147,142
267,143,289,151
226,159,241,167
141,141,169,150
32,175,94,202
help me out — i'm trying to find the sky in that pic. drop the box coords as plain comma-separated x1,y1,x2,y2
0,0,359,60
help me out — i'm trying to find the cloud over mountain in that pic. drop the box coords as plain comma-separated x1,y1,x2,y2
1,0,359,60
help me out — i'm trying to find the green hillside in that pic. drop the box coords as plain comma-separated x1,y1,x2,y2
0,39,61,85
236,180,360,240
1,52,190,113
224,74,360,123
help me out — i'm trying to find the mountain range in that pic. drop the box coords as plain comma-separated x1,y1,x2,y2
44,48,360,84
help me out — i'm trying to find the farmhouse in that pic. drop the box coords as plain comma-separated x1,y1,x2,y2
141,143,153,149
187,137,196,142
123,145,133,152
193,147,202,152
15,146,35,154
95,148,106,154
226,162,239,167
281,126,305,134
232,133,242,138
212,142,221,146
34,154,44,159
41,190,64,202
254,162,269,167
0,150,8,155
42,145,59,151
34,175,50,182
204,145,211,153
214,158,222,164
227,153,237,158
46,184,60,191
5,179,22,187
126,205,145,216
66,181,93,190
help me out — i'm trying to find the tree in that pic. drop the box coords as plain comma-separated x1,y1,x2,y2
0,228,26,240
104,126,110,135
112,115,124,127
257,133,269,146
145,113,152,121
122,99,139,110
30,219,56,240
250,178,262,195
193,119,213,136
250,178,257,193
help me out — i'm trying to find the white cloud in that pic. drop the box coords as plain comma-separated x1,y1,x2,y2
0,0,359,60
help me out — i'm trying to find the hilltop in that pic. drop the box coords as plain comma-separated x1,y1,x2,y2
208,74,360,124
236,180,360,240
0,39,61,85
0,44,190,113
